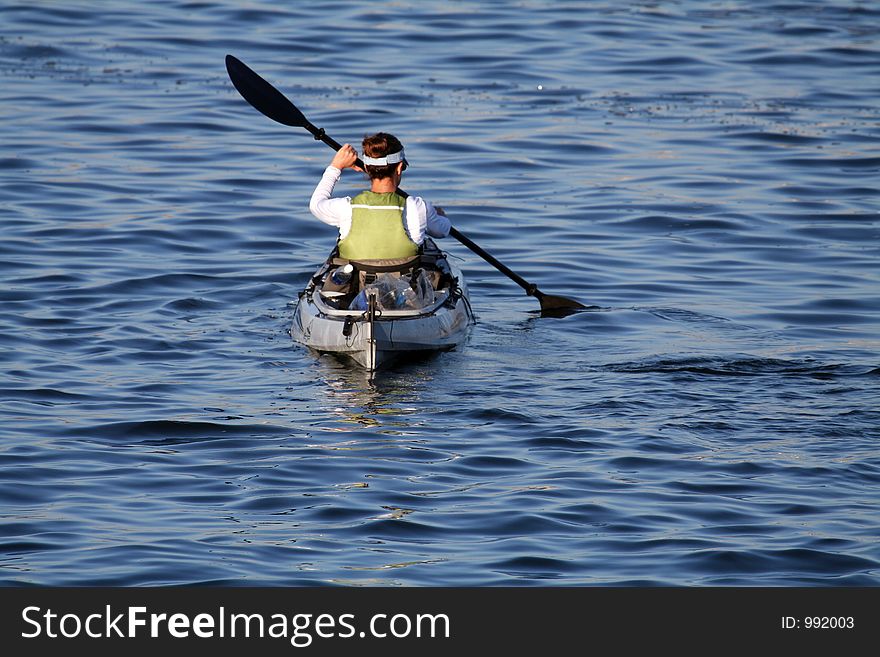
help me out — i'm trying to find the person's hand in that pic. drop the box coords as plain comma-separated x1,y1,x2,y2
330,144,361,171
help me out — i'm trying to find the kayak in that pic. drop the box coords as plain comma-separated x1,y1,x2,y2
290,239,474,372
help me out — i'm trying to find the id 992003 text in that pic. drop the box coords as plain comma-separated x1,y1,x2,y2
781,616,855,630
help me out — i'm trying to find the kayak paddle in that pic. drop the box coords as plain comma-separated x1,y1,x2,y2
225,54,587,314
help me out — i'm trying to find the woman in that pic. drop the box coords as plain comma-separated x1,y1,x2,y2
309,133,451,261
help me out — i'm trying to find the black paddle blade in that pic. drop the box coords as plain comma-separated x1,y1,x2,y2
536,291,590,317
225,54,309,128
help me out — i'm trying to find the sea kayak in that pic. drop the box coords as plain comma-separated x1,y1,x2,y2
290,239,474,372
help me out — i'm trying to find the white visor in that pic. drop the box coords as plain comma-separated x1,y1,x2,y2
361,149,406,166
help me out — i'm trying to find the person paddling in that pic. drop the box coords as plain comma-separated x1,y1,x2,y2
309,133,451,261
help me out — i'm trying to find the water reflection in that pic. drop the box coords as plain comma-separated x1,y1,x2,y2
306,354,438,433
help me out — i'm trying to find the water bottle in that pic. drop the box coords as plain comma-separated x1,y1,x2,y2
397,287,416,309
330,263,354,285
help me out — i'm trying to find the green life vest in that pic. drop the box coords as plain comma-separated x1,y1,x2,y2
338,191,419,260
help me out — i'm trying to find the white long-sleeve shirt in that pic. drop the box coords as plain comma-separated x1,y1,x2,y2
309,166,451,243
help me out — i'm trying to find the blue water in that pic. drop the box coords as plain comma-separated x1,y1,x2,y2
1,0,878,586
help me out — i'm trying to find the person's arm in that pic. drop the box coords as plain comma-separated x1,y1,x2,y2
308,144,361,228
404,197,452,242
424,200,452,238
309,166,349,227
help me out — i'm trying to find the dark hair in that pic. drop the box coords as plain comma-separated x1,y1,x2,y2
362,132,405,180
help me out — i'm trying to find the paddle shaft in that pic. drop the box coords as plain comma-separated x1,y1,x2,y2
448,228,539,297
